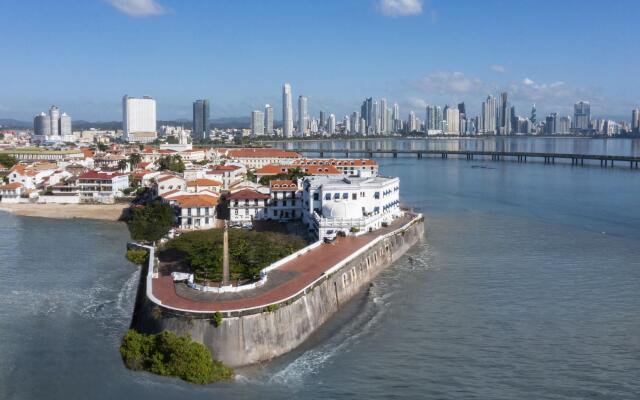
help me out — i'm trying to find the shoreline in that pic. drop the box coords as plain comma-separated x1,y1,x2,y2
0,203,127,221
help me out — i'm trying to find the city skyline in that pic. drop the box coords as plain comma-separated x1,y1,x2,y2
1,0,639,121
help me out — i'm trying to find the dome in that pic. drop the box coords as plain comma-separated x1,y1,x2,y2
322,200,362,219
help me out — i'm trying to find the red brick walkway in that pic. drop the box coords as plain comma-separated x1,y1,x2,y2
152,215,412,312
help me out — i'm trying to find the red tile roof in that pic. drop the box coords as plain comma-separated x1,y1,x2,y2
172,194,219,208
187,178,222,187
269,180,298,191
228,188,270,200
77,171,127,180
227,148,300,159
0,183,22,190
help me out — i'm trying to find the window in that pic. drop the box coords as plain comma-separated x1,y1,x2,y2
342,193,348,199
292,200,296,206
325,193,331,200
333,193,340,200
374,192,380,199
313,193,319,201
352,193,357,200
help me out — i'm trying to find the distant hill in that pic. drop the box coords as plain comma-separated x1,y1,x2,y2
0,119,30,129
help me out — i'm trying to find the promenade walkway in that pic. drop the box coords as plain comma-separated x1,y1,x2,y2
151,214,413,312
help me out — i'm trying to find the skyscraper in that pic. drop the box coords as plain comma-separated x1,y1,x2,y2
573,101,591,131
498,92,511,135
482,95,497,134
350,111,360,133
328,114,336,135
123,95,157,143
282,83,293,138
361,97,373,134
264,104,274,135
445,106,460,134
48,106,60,136
392,103,400,133
192,99,210,140
425,105,437,131
319,110,326,131
408,111,417,132
59,113,72,136
632,108,640,133
251,110,264,136
33,112,50,136
298,95,308,136
380,98,388,134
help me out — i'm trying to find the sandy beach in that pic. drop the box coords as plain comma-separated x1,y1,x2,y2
0,203,127,221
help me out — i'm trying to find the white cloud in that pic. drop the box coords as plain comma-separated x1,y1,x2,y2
491,64,506,73
414,71,486,94
522,78,535,86
377,0,423,17
106,0,167,17
407,97,427,109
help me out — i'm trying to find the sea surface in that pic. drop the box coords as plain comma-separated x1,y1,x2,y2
1,139,640,399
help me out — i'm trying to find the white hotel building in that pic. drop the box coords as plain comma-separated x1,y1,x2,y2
123,95,157,143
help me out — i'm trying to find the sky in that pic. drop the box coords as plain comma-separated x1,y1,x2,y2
1,0,639,122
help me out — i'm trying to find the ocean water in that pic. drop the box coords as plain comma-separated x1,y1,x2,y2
1,153,639,399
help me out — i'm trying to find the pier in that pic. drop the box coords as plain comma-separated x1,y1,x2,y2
291,149,640,169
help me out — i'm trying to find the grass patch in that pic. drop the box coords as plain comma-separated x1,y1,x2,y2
125,249,148,265
120,329,233,384
164,228,307,282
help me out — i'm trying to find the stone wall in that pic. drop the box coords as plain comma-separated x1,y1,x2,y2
130,215,424,367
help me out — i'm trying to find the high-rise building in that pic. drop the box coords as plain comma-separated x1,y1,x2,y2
328,114,336,135
251,110,265,136
558,116,571,134
498,92,511,135
392,103,400,133
192,99,210,140
123,95,157,143
632,108,640,133
49,106,60,136
59,113,72,136
264,104,274,135
343,115,350,134
361,97,373,134
482,95,497,134
33,112,51,136
408,111,417,132
297,95,308,136
282,83,293,138
545,113,559,135
350,111,360,133
445,106,460,134
319,110,326,131
380,98,388,134
573,101,591,131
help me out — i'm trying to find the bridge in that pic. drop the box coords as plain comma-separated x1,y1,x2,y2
290,148,640,169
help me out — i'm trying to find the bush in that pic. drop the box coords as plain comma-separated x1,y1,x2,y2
126,249,148,265
165,229,306,282
126,200,174,242
265,304,279,313
350,226,360,233
120,329,233,384
213,312,223,327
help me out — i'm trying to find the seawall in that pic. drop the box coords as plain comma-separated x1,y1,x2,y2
130,214,424,367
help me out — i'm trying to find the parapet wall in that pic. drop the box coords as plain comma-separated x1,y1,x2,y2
130,215,424,367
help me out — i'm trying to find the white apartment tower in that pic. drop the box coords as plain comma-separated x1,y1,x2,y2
282,83,293,138
264,104,274,135
251,110,265,136
123,95,157,143
298,95,308,136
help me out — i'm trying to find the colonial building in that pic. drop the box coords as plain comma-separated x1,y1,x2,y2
294,159,379,177
301,175,401,240
268,180,301,220
223,148,301,169
0,182,22,203
255,164,342,180
227,188,270,224
186,178,222,193
76,170,129,203
205,164,245,189
167,193,219,230
155,174,187,196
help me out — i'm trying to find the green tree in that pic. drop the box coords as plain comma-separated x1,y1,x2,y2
126,200,175,242
117,159,128,171
158,155,185,173
128,153,142,169
0,154,18,168
126,249,149,265
97,143,108,152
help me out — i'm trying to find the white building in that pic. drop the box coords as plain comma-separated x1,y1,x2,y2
301,175,401,240
168,193,219,230
264,104,274,135
298,95,308,136
77,171,128,203
228,188,271,224
282,83,293,138
0,183,23,203
251,110,265,136
445,107,460,134
123,95,157,143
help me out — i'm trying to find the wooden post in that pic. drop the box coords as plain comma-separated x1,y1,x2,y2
222,221,230,286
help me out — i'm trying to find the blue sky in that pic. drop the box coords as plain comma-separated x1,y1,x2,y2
1,0,638,121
